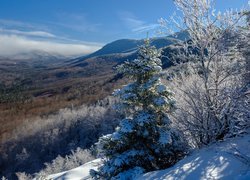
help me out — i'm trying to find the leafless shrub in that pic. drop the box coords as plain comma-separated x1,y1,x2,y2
161,0,250,147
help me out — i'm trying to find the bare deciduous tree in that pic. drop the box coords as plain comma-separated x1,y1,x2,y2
161,0,249,147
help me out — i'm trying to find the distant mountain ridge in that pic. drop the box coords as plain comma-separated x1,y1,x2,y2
70,31,189,66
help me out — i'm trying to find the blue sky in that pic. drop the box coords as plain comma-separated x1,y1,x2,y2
0,0,248,56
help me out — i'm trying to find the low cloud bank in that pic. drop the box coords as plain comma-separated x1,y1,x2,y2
0,34,102,57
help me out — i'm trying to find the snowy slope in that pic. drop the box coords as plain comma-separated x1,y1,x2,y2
46,159,101,180
46,134,250,180
138,134,250,180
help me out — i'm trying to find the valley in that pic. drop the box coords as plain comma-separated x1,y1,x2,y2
0,1,249,179
0,34,187,143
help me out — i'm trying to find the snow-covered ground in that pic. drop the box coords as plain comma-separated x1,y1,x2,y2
139,134,250,180
46,159,101,180
47,134,250,180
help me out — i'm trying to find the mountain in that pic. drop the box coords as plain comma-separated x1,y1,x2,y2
70,31,189,66
0,31,189,139
0,31,189,115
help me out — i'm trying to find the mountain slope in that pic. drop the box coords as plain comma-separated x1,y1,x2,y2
46,134,250,180
70,31,189,66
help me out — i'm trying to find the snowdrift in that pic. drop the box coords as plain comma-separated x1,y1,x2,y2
138,134,250,180
46,134,250,180
46,159,101,180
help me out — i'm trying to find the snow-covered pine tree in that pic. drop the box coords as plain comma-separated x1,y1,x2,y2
90,39,187,179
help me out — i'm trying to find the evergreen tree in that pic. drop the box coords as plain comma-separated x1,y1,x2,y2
91,40,187,179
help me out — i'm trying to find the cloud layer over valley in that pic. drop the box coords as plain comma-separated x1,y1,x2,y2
0,34,102,57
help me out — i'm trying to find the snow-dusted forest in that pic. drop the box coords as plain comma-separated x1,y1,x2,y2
0,0,249,179
89,0,249,179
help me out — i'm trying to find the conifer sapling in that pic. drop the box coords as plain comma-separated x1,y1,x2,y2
90,39,187,179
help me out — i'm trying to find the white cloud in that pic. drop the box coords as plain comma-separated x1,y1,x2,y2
0,19,49,31
0,28,56,38
0,18,103,57
132,24,159,33
0,34,102,57
119,11,159,34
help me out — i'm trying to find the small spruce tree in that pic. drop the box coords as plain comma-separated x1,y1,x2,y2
91,39,187,179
